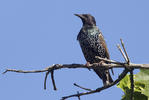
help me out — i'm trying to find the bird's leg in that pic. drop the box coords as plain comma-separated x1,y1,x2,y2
85,62,91,71
85,62,91,66
98,61,105,66
98,61,113,85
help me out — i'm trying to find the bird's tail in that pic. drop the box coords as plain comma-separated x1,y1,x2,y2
93,68,113,86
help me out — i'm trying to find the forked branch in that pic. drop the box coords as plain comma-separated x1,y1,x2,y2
2,39,147,100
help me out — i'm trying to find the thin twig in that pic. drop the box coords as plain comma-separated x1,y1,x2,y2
51,70,57,90
117,44,128,62
77,91,81,100
74,83,92,91
44,71,50,89
120,39,130,64
2,69,47,74
95,56,125,65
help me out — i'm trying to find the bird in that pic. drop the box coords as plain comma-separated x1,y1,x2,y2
75,14,113,85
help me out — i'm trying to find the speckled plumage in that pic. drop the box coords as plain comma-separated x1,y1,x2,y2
75,14,113,85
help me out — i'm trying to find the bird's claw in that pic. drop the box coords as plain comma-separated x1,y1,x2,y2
85,62,91,71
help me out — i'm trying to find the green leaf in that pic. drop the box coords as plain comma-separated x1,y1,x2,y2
117,75,131,93
117,69,149,100
135,69,149,82
121,91,147,100
135,69,149,97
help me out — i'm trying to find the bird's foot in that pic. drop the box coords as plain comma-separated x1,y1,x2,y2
98,61,104,66
85,62,91,71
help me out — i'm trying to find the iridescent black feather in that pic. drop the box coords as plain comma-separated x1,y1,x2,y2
75,14,113,85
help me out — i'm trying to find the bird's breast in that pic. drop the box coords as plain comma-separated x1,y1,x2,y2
77,26,107,63
78,27,100,43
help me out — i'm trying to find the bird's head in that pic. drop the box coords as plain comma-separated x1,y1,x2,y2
74,14,96,26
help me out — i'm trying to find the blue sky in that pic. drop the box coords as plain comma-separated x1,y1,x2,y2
0,0,149,100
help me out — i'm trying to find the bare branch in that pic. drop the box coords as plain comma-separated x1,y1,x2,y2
44,71,50,89
3,63,149,75
130,70,134,100
95,56,125,65
120,39,134,100
77,91,81,100
74,83,92,91
120,39,130,64
117,44,128,62
51,70,57,90
2,39,147,100
2,69,47,74
62,69,129,99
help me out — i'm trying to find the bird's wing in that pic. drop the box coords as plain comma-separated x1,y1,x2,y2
98,33,110,59
99,33,114,75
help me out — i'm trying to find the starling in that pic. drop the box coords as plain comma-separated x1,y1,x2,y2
75,14,113,85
